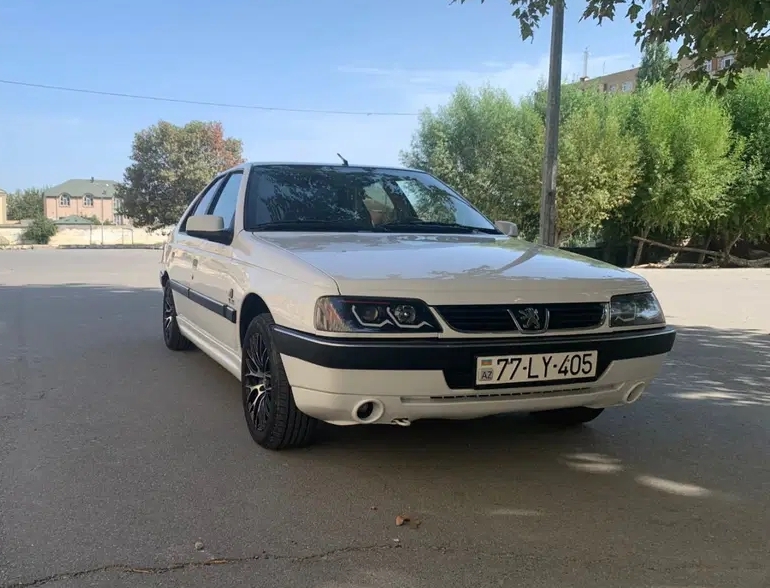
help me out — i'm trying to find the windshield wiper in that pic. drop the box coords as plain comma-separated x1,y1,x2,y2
250,220,371,232
377,221,500,235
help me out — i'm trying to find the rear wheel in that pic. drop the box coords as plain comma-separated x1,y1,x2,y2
530,407,604,426
162,283,193,351
242,313,318,450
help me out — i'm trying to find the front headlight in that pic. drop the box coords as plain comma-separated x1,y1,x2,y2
314,296,441,333
609,292,665,327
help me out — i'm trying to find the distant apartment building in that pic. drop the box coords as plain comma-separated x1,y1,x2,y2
580,52,738,94
44,178,127,225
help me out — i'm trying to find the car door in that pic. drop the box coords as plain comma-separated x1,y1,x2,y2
189,170,244,353
166,176,226,323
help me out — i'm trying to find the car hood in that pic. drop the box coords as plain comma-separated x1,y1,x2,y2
253,232,650,304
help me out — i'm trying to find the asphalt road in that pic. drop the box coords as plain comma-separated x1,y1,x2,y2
1,250,768,588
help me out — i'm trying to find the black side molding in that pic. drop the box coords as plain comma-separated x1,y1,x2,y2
168,279,237,324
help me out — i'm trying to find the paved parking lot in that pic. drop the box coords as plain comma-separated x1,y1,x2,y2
1,250,768,588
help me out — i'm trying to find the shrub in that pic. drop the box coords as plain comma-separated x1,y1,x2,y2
22,216,58,244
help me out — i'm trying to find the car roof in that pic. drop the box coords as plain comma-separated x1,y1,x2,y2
223,161,425,175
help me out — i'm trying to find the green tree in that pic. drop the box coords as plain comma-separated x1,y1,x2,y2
624,83,739,264
455,0,770,90
400,84,543,237
7,187,45,220
528,80,601,125
555,91,640,244
116,121,244,229
718,70,770,260
636,42,676,88
22,216,57,244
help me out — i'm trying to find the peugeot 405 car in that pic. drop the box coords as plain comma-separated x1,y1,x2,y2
159,162,676,450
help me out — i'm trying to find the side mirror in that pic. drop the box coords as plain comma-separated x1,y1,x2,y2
186,215,231,243
494,220,518,237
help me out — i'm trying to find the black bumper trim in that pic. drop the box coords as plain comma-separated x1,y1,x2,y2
272,325,677,376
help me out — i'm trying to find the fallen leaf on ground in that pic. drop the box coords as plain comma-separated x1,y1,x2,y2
395,515,410,526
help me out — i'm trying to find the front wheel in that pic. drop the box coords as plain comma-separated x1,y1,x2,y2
530,406,604,426
162,283,193,351
241,313,318,450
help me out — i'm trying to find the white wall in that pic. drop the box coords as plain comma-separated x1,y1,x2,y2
0,225,172,247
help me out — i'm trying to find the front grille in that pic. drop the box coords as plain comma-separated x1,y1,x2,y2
434,302,606,333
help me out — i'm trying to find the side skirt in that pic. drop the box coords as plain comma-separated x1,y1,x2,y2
177,316,241,380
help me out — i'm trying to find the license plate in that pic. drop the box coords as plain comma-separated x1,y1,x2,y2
475,351,598,386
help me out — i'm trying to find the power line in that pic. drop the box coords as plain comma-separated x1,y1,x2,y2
0,78,419,117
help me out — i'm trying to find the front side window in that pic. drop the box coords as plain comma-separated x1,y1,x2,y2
243,165,499,234
182,176,225,232
209,172,243,231
59,194,71,207
83,194,94,207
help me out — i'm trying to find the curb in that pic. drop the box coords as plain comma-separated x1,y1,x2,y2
1,244,164,250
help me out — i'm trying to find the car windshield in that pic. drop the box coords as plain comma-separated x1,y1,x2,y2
243,165,500,234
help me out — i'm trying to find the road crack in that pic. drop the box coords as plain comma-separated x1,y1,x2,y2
2,543,405,587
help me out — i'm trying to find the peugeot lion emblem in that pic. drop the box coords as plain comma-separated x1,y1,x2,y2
517,307,541,331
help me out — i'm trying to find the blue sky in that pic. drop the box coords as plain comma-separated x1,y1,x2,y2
0,0,644,192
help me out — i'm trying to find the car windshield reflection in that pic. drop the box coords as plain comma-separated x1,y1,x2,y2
243,164,501,235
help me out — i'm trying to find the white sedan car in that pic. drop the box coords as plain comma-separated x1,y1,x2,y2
160,162,676,450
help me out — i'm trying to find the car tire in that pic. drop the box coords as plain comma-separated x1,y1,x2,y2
530,406,604,426
241,313,318,450
162,283,193,351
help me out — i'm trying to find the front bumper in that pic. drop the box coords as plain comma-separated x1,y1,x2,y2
272,326,676,425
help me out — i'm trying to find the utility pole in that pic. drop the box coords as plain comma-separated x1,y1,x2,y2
538,0,565,247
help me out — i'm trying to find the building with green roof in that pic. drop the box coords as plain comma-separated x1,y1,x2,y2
44,177,126,225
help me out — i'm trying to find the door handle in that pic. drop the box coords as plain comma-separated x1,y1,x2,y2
192,258,198,268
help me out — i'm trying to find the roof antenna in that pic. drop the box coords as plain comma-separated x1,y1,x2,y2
336,153,349,166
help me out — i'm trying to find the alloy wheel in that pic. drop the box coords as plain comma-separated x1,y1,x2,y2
243,332,273,432
163,287,176,343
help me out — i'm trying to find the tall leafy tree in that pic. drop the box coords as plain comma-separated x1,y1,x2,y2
636,42,676,88
528,80,602,125
7,187,45,220
403,84,640,244
400,84,544,237
116,121,244,229
455,0,770,91
718,70,770,257
555,91,639,244
624,83,739,263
